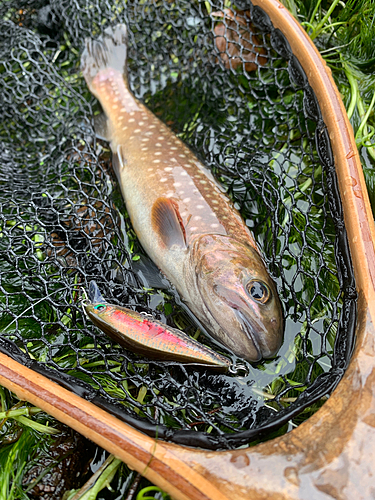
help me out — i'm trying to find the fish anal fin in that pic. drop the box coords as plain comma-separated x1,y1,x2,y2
151,197,187,249
94,112,110,141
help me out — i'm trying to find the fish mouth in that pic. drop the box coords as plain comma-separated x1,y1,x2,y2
235,310,264,362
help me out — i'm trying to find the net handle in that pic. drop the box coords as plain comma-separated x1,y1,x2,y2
1,1,375,499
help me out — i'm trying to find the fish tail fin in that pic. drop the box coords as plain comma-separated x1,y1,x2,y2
81,24,128,91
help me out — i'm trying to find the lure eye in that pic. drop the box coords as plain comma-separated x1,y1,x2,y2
94,304,106,312
246,280,271,304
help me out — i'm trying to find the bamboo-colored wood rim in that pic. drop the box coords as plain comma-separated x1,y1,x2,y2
1,1,375,498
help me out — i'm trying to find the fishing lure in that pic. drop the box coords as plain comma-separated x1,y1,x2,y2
82,281,230,372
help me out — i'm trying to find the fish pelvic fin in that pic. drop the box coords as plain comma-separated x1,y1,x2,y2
151,197,188,249
81,24,128,91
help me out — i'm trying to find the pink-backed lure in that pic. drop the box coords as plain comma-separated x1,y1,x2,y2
82,281,230,372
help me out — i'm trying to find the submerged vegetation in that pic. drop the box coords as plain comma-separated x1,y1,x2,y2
0,0,374,498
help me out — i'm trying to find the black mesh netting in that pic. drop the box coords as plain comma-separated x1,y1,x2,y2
0,0,357,450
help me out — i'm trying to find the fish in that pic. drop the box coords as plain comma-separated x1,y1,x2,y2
81,24,284,363
82,281,230,372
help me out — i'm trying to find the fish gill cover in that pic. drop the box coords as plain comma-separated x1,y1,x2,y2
0,0,356,449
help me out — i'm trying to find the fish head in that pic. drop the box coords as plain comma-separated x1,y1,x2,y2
192,235,283,362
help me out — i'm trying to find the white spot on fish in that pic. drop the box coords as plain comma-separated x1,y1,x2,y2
190,227,198,231
197,205,204,209
141,147,148,151
194,216,201,221
164,167,173,172
173,182,182,187
139,122,144,125
210,213,216,217
212,200,219,204
166,192,174,198
147,168,153,171
188,181,194,186
179,191,185,195
149,125,156,129
155,152,162,156
134,129,141,133
129,112,135,116
183,198,191,203
210,223,219,228
171,158,177,162
156,143,162,147
122,126,128,131
200,180,207,184
180,172,187,176
160,178,168,183
158,136,165,140
179,154,186,158
153,159,161,163
141,138,149,142
170,147,177,150
184,164,191,168
128,118,135,122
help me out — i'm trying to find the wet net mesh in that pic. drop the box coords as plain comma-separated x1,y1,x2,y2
0,0,357,449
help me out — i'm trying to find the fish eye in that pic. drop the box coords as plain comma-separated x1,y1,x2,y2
246,280,271,304
94,304,106,312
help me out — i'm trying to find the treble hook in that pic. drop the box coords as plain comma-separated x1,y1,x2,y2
228,363,249,377
79,286,90,317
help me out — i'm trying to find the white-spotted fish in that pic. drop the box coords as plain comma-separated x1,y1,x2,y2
82,281,230,372
81,25,283,362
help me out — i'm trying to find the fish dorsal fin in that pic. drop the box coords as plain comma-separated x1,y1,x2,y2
151,197,187,249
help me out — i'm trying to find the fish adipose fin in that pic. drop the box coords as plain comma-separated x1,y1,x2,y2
152,197,187,249
81,24,128,90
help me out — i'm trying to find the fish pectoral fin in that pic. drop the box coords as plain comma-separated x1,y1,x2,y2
131,254,171,289
151,197,187,249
